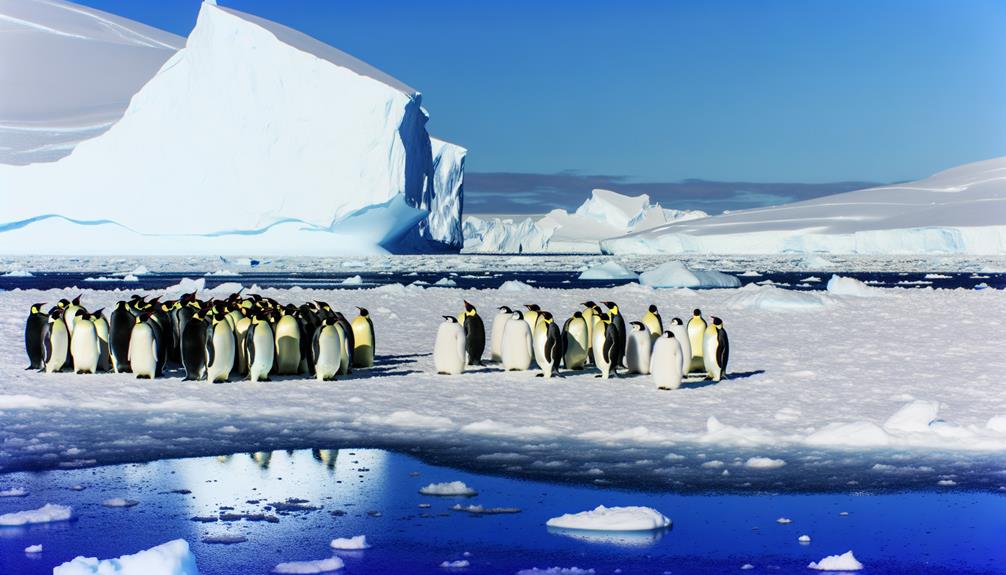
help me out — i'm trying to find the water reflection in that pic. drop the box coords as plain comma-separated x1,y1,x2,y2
547,525,670,547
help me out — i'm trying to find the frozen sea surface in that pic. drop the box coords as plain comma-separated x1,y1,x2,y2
1,449,1004,575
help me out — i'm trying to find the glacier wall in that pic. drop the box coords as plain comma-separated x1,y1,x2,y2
0,2,465,255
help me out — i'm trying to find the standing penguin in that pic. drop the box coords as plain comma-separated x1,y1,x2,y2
128,312,158,379
434,316,466,375
490,306,512,363
592,313,620,379
667,318,692,375
687,309,707,373
641,305,663,339
333,312,354,373
580,302,597,364
70,312,99,374
601,302,626,367
533,312,562,378
63,295,85,337
233,313,252,377
109,300,134,373
181,312,208,381
625,321,653,375
24,303,47,370
246,312,275,382
501,310,533,371
274,309,302,375
702,317,730,382
562,311,589,370
351,307,375,368
42,309,69,373
92,309,112,372
523,304,541,333
651,331,684,390
206,315,236,383
313,317,344,381
461,301,485,366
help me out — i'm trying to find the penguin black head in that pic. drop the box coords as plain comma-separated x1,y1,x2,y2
325,317,338,326
664,330,675,338
712,316,723,326
541,311,553,322
498,305,512,313
115,300,128,310
630,321,645,331
693,309,702,317
91,308,104,317
648,304,658,314
463,300,476,313
315,301,332,311
302,301,317,310
573,311,583,318
72,295,82,306
598,312,611,323
670,317,683,325
284,304,298,315
357,307,369,317
78,311,91,321
524,304,540,311
442,315,459,323
57,298,71,308
511,310,524,320
31,303,46,314
49,308,64,320
602,301,617,310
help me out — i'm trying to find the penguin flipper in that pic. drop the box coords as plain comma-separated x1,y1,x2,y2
717,329,729,375
205,325,216,368
246,324,256,369
41,324,52,365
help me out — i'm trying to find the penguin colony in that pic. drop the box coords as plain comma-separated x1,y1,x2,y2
435,301,729,389
23,293,376,382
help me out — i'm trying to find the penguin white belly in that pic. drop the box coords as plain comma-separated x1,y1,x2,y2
703,329,722,382
593,328,611,378
207,325,235,383
233,317,251,376
65,305,82,336
315,327,342,381
351,319,374,368
501,320,532,371
274,317,301,375
625,330,652,375
45,323,69,373
582,310,595,363
128,324,157,378
336,324,351,375
533,325,549,374
71,321,99,374
651,337,683,390
687,319,706,372
94,318,111,372
668,325,691,374
434,323,466,375
248,324,275,382
563,321,588,370
490,313,509,362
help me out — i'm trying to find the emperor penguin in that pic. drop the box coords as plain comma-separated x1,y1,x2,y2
580,301,600,364
601,302,626,367
313,318,343,381
651,331,684,390
642,305,663,340
206,315,236,383
686,309,707,372
625,321,653,375
24,303,48,370
42,309,69,373
592,313,620,379
128,312,158,379
702,316,730,382
70,312,99,374
92,309,112,372
667,318,692,374
246,312,275,382
501,310,533,371
109,300,134,373
433,316,466,375
351,307,375,368
333,312,355,373
461,301,486,366
523,304,541,334
274,308,302,375
533,311,563,378
562,311,589,370
490,306,513,363
233,313,252,377
63,295,85,337
181,312,208,381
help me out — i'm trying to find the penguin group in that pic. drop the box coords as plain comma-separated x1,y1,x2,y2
24,292,376,382
434,301,729,389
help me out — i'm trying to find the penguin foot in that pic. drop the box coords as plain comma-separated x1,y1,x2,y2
535,373,544,378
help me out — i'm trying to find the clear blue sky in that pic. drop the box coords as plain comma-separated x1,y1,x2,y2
78,0,1006,185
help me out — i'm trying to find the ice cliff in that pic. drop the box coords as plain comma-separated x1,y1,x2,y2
0,0,464,255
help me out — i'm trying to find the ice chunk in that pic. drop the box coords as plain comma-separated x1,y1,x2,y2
341,275,363,286
25,544,43,553
726,284,832,311
329,535,370,550
498,280,534,292
272,557,344,574
578,261,638,280
826,275,884,297
638,261,740,288
2,270,32,277
102,498,140,508
419,481,477,496
808,550,863,571
201,534,248,544
744,457,786,469
799,535,812,543
54,539,198,575
884,400,940,433
440,560,470,568
0,503,73,526
516,569,596,575
0,487,28,497
546,505,670,531
805,421,891,447
776,517,792,524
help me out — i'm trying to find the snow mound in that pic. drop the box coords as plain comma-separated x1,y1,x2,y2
826,275,884,297
330,535,370,550
0,1,464,255
808,550,863,571
638,261,740,288
578,261,638,280
341,275,363,286
0,503,73,526
799,535,812,543
419,481,477,496
498,280,535,292
272,557,344,574
53,539,198,575
725,284,832,311
884,400,940,433
546,505,671,531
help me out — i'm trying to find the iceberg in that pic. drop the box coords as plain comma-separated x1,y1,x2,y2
0,1,464,255
53,539,199,575
602,157,1006,255
637,261,740,288
546,505,671,531
463,189,706,253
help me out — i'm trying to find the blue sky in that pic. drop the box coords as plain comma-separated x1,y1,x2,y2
77,0,1006,209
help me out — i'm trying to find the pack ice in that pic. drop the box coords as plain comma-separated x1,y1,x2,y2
602,156,1006,255
0,0,465,255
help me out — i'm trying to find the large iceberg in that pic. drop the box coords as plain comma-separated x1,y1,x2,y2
463,189,706,253
0,0,465,255
602,157,1006,255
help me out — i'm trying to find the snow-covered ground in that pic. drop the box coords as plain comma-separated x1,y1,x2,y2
603,157,1006,255
1,279,1004,490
